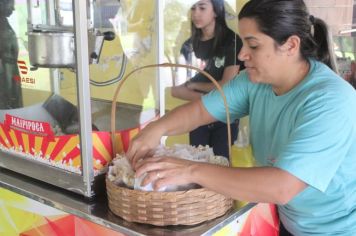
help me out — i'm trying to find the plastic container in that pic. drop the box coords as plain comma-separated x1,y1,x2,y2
231,125,255,209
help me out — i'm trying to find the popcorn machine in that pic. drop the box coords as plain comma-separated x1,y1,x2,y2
0,0,158,199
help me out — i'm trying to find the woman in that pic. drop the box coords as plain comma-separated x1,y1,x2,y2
171,0,244,158
127,0,356,235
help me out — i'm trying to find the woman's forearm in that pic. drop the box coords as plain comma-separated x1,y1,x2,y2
190,164,307,205
160,100,215,136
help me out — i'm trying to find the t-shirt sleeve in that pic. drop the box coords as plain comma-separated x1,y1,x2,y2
202,71,250,123
274,87,356,192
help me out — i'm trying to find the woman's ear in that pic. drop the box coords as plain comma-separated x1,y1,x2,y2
282,35,301,56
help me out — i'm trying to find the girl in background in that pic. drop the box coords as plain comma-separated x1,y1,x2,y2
171,0,244,158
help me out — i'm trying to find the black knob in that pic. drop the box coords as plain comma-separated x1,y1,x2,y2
90,52,98,59
103,31,115,41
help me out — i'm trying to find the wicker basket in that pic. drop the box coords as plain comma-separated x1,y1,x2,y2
107,63,233,226
106,179,232,226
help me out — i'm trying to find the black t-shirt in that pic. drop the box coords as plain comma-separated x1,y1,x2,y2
180,29,244,83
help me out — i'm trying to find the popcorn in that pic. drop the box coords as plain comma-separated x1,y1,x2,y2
0,144,82,174
108,155,135,188
107,144,229,191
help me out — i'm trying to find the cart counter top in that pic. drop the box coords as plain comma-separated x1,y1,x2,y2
0,167,255,236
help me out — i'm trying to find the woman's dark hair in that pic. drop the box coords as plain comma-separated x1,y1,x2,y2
238,0,338,72
191,0,231,57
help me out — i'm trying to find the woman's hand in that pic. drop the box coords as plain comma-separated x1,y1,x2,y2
135,156,197,191
126,121,165,169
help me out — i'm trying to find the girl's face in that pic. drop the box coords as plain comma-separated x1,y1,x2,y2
237,18,289,86
191,0,216,31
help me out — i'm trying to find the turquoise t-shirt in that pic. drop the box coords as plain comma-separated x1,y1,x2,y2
202,59,356,235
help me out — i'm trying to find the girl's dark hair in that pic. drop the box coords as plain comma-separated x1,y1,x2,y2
238,0,338,72
191,0,231,57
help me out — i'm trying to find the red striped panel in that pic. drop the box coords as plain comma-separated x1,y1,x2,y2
13,129,24,151
49,135,72,160
62,147,81,165
3,128,14,147
0,126,10,148
40,136,50,159
95,132,113,156
28,133,36,155
120,130,131,152
92,146,109,167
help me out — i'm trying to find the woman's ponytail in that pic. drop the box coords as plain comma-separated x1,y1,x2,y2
312,17,339,73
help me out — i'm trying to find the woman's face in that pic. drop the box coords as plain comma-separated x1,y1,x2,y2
237,18,289,85
191,0,216,30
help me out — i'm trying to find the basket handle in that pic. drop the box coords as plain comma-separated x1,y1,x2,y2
111,63,232,162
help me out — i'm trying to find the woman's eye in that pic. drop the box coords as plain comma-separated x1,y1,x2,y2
249,46,258,50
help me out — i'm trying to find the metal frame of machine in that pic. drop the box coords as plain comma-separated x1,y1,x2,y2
0,0,165,198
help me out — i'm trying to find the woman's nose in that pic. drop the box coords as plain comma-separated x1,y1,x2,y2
191,10,199,18
238,48,249,62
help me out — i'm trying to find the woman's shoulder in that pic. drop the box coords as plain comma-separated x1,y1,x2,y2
304,59,356,104
310,59,348,87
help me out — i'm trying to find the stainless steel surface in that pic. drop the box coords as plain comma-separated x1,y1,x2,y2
0,167,256,236
28,31,76,68
74,0,95,198
27,29,106,68
46,0,56,26
88,30,105,64
157,0,166,125
0,151,97,195
31,24,74,32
